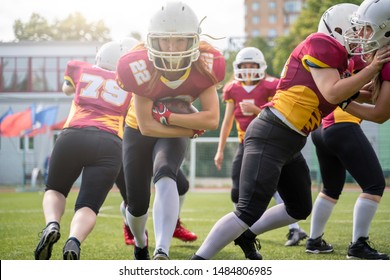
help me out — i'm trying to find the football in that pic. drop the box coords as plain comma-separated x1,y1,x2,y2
160,99,198,114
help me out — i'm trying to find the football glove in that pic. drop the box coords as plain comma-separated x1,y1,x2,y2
338,91,360,111
191,129,206,139
152,102,172,125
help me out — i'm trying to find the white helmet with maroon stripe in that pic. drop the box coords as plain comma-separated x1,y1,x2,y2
317,3,358,47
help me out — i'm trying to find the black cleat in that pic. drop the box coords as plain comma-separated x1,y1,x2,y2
152,248,170,260
134,246,150,260
190,254,206,260
234,233,263,260
347,237,389,260
305,234,334,254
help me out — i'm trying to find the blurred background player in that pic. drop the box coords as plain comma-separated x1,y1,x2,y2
34,40,132,260
307,0,390,260
116,1,225,260
214,47,306,254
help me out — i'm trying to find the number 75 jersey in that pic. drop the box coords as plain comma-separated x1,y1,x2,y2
63,61,132,139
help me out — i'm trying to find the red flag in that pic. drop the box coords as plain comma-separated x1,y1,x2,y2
50,119,66,130
0,107,34,137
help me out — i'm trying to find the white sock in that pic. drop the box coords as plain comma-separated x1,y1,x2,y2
309,196,336,239
273,192,299,230
352,197,378,242
153,177,179,256
249,204,298,235
126,210,148,248
120,201,127,225
196,212,248,259
178,195,185,220
273,191,283,204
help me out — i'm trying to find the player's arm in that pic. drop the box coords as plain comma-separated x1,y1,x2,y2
168,85,220,130
311,45,390,104
134,94,195,138
346,80,390,124
214,101,234,171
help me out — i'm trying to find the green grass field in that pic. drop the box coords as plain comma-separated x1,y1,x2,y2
0,186,389,260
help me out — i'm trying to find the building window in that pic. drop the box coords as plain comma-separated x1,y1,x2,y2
268,1,276,9
268,14,277,24
268,29,278,38
19,136,34,151
284,1,302,13
252,1,259,11
252,16,260,24
251,30,260,37
0,56,94,93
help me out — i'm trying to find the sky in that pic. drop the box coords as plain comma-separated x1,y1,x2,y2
0,0,245,51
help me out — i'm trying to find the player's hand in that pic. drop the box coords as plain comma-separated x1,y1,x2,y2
191,129,205,139
214,152,223,171
152,102,172,125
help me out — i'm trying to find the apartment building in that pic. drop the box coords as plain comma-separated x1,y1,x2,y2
244,0,306,40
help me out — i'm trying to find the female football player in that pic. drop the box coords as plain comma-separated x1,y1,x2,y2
191,3,390,260
34,40,134,260
307,0,390,260
116,1,225,260
214,47,306,257
115,38,197,247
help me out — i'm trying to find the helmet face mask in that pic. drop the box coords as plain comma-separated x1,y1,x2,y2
233,47,267,82
147,33,200,71
147,1,201,72
344,0,390,56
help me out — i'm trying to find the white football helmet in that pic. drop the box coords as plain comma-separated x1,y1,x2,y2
95,41,122,71
317,3,359,47
146,1,201,71
233,47,267,81
344,0,390,55
119,37,139,54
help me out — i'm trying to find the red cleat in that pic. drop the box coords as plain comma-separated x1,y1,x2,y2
123,222,135,246
173,219,197,242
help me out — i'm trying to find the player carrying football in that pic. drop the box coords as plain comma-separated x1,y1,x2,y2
116,1,225,260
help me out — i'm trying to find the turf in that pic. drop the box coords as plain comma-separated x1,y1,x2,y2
0,187,389,260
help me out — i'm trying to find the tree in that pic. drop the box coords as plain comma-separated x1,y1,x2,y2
14,13,52,41
13,12,111,42
271,0,363,75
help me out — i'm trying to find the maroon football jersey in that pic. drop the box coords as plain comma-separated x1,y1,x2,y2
223,76,279,142
265,33,350,135
116,47,226,129
63,60,132,138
